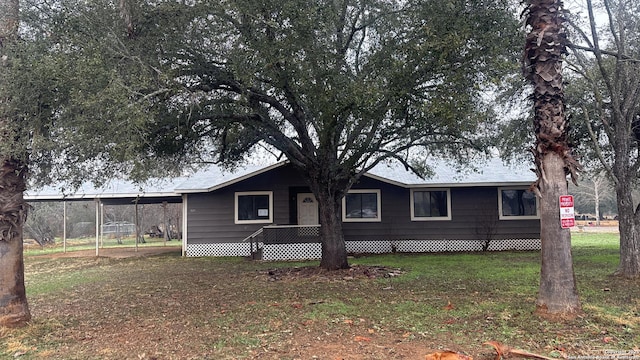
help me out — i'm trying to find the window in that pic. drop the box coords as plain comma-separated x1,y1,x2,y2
235,191,273,224
498,188,539,219
342,189,381,222
411,189,451,221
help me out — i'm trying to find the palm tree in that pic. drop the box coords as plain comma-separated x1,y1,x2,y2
523,0,581,318
0,0,31,327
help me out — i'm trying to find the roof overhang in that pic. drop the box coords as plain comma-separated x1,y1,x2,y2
174,162,287,193
363,173,534,189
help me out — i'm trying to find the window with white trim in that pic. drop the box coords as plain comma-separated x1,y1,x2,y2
498,188,539,220
235,191,273,224
410,189,451,221
342,189,381,222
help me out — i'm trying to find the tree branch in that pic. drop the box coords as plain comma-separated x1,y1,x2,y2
581,105,618,186
566,43,640,63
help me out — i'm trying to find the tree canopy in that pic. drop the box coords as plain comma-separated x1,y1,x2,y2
5,0,521,184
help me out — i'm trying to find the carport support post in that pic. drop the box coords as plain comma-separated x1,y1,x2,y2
181,194,187,257
162,201,168,246
63,200,67,253
95,199,100,257
134,197,139,253
100,203,104,248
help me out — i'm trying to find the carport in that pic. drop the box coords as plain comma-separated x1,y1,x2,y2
25,178,185,256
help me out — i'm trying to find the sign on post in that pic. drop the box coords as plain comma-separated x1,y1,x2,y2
560,195,575,229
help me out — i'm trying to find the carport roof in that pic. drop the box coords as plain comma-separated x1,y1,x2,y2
24,164,276,202
25,177,186,204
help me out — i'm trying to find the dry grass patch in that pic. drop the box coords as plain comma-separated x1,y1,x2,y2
1,233,638,359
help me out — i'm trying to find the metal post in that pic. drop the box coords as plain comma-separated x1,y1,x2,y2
181,195,187,257
162,201,168,247
134,197,140,252
95,199,100,257
100,203,104,248
63,201,67,253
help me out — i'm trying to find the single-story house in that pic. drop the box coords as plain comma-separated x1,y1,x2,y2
26,157,541,260
175,158,540,260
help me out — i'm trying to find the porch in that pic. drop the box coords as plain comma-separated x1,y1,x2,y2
245,224,321,261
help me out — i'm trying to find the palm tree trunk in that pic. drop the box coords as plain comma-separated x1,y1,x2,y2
524,0,581,319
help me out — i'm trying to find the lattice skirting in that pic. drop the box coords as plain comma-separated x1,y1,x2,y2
186,243,251,257
391,239,541,252
186,239,540,259
485,239,540,251
263,243,321,261
346,241,393,254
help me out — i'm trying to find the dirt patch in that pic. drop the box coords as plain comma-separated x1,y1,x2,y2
19,257,445,360
264,265,405,281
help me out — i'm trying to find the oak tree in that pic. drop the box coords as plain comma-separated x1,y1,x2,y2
9,0,521,271
0,0,31,327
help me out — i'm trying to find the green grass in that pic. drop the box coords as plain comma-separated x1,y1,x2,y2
23,236,181,256
3,231,638,359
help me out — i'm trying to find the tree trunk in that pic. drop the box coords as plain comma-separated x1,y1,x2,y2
314,186,349,270
525,0,581,319
614,180,640,278
1,0,32,328
594,184,600,226
0,159,31,327
535,153,581,318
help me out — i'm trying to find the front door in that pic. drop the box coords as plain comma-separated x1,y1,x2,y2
297,193,319,225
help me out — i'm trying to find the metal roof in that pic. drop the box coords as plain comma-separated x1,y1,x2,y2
25,177,187,203
25,157,536,201
366,157,536,188
173,163,285,193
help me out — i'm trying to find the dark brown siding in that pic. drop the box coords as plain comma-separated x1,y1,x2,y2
344,176,540,241
186,165,309,244
186,164,540,245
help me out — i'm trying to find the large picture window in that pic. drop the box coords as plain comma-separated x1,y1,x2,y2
411,189,451,221
342,190,381,222
499,188,539,220
235,191,273,224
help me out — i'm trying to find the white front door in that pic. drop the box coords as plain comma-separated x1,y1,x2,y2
297,193,319,225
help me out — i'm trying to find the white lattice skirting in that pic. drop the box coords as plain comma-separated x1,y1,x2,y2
346,241,393,254
263,243,322,261
187,243,251,257
186,239,540,259
392,239,541,252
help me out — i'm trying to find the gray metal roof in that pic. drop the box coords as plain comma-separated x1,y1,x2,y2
366,157,536,187
25,177,187,202
25,157,536,201
173,163,283,193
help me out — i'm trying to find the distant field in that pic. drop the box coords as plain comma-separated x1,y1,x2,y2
574,220,618,227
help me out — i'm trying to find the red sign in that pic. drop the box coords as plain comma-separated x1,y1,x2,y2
560,195,574,208
560,195,575,229
561,218,575,228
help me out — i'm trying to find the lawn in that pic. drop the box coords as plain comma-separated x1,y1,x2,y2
1,232,638,360
23,236,181,256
